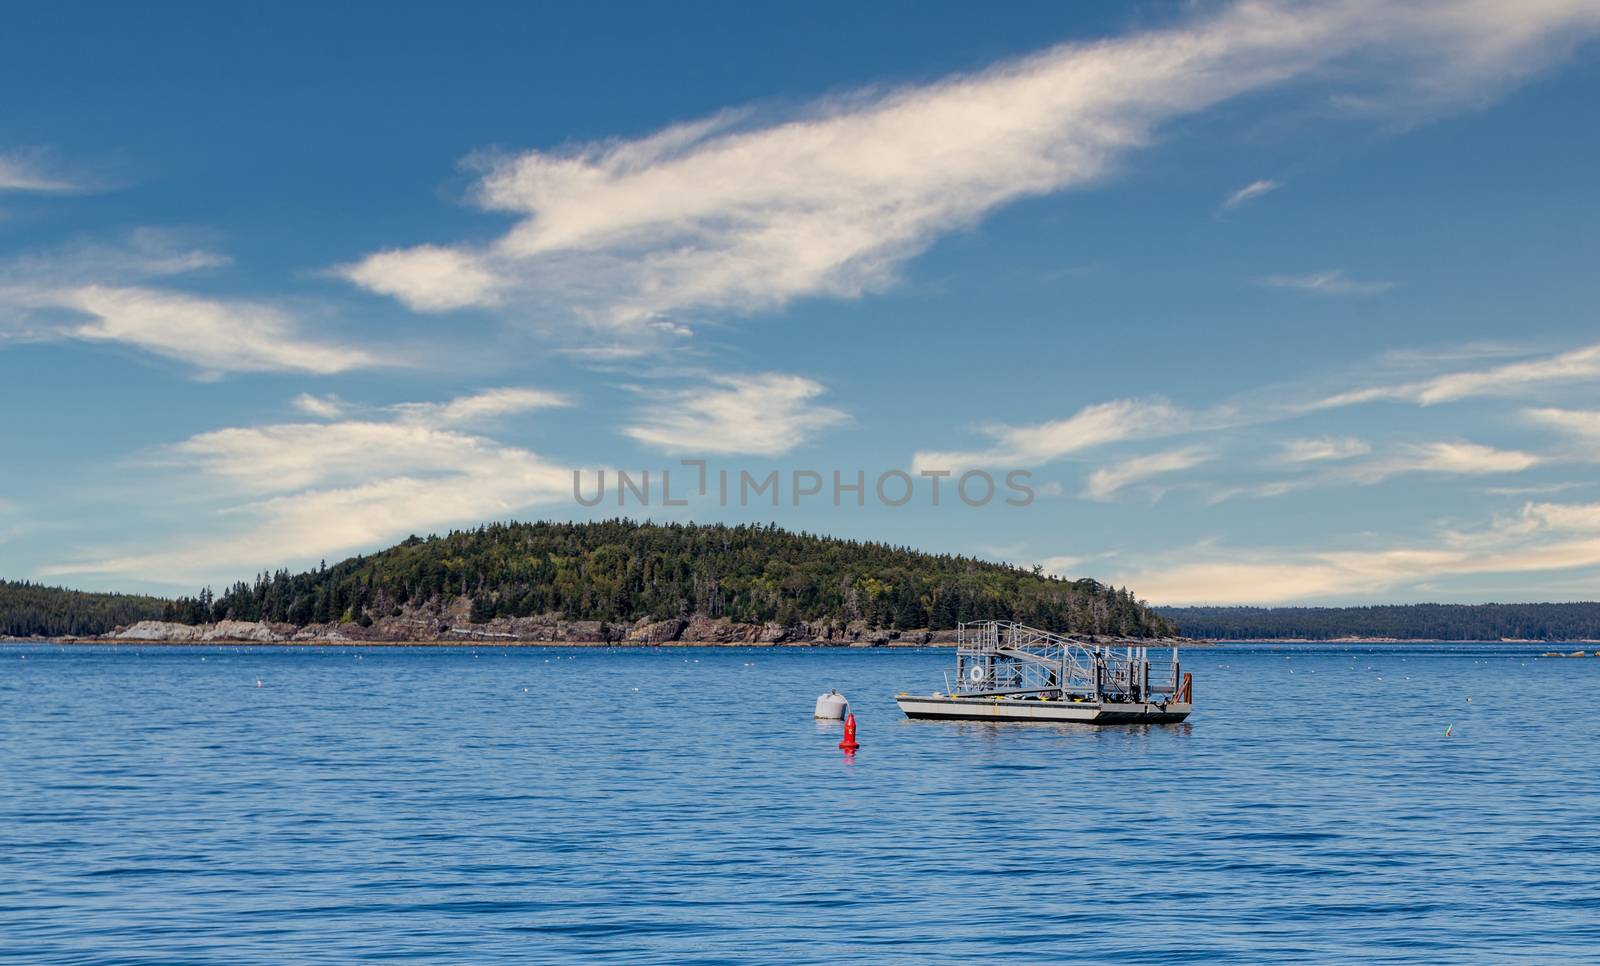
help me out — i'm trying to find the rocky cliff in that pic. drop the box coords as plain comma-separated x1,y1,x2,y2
104,612,963,646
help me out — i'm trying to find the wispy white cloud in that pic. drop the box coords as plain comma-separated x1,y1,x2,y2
1277,436,1371,463
1038,554,1085,576
1257,269,1394,296
1221,178,1280,209
173,388,569,492
913,398,1190,473
0,149,83,193
1084,446,1214,501
1376,341,1529,367
1037,550,1119,578
46,462,570,585
917,329,1595,497
1525,407,1600,440
0,229,230,288
0,497,40,548
1482,482,1594,497
340,0,1600,340
555,345,643,362
623,373,847,456
1510,501,1600,536
289,387,568,428
340,244,504,312
390,387,572,426
1118,498,1600,605
1202,479,1307,504
1348,441,1540,483
1314,343,1600,410
44,389,574,583
1214,440,1539,502
292,393,346,419
23,285,381,376
1413,346,1600,405
0,231,385,376
171,421,508,493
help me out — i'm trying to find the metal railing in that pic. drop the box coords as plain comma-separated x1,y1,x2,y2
949,620,1184,704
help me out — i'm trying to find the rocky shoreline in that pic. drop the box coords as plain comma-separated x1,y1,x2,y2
43,614,970,647
26,620,1592,648
14,612,1198,648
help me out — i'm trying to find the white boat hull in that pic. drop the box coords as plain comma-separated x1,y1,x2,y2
896,694,1191,724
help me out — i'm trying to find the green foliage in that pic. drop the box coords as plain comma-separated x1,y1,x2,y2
168,519,1177,637
0,580,169,637
1159,603,1600,641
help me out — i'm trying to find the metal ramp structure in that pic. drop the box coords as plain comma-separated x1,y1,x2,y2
948,620,1191,705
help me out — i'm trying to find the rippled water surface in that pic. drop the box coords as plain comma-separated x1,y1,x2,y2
2,642,1598,963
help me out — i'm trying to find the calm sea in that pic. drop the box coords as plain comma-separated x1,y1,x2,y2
2,642,1597,964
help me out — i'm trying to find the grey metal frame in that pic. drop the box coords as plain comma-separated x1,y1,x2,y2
947,620,1182,704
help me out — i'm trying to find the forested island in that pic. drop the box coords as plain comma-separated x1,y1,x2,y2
11,522,1600,644
5,520,1174,643
1158,603,1600,641
0,580,168,638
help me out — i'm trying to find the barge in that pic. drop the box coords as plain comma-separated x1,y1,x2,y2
896,620,1192,725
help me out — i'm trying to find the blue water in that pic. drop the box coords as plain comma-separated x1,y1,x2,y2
2,642,1598,964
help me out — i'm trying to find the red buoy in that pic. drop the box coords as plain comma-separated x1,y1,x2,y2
839,711,859,752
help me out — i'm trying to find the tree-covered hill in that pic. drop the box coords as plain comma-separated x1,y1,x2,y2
17,530,1600,642
1158,603,1600,641
166,519,1178,638
0,580,170,638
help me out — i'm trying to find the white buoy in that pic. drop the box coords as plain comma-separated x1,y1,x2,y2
814,690,849,719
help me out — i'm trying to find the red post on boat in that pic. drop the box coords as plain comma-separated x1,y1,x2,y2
839,712,859,752
1177,673,1193,704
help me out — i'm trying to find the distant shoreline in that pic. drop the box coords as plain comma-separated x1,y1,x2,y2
3,616,1199,649
13,637,932,648
8,634,1212,649
8,635,1595,648
1206,637,1600,644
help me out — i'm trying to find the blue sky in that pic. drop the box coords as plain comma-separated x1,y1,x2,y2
4,0,1600,605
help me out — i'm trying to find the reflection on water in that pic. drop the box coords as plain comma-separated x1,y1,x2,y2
1,641,1596,963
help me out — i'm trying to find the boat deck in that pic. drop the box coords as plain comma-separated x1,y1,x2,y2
897,693,1191,724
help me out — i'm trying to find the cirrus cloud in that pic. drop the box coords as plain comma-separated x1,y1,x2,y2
623,372,848,456
1313,343,1600,410
1525,407,1600,440
339,0,1600,340
1221,178,1281,209
0,149,85,193
1084,446,1215,501
0,231,385,376
30,285,380,376
913,398,1191,473
1256,269,1394,296
1277,436,1372,463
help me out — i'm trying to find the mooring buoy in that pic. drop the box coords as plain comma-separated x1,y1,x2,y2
813,690,848,719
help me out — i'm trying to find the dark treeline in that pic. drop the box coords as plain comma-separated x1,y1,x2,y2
165,519,1177,637
1159,603,1600,641
0,580,169,638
